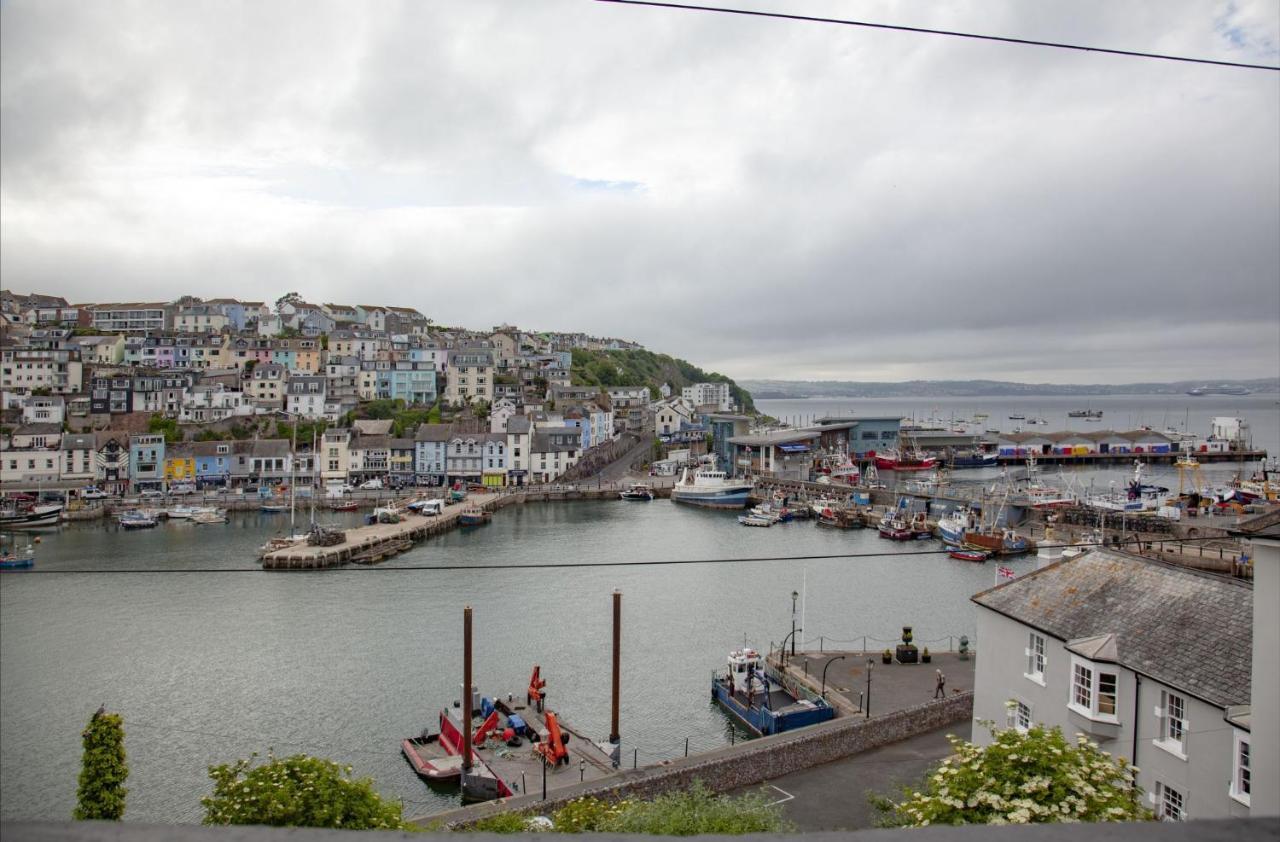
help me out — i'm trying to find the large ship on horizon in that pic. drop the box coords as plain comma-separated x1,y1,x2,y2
1187,384,1252,396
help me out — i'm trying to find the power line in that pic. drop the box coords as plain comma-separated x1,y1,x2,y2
595,0,1280,72
4,536,1247,574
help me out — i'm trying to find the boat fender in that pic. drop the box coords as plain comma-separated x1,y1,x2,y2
506,737,522,748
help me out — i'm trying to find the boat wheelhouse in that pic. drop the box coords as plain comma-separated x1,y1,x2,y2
710,648,833,736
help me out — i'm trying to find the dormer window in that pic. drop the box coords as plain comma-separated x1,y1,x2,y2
1067,654,1119,724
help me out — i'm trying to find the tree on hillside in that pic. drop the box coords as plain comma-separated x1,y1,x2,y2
274,292,302,313
74,708,128,821
876,717,1151,827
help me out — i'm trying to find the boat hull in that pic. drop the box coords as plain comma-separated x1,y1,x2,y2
0,504,63,529
873,456,938,472
670,488,751,509
710,678,833,736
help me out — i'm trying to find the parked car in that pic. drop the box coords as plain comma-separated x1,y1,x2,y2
81,487,110,500
359,479,384,490
169,483,196,496
140,488,164,498
325,482,354,496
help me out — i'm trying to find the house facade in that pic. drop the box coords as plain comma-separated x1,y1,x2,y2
971,550,1255,822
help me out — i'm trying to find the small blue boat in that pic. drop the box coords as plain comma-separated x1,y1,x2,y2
1,536,35,570
711,648,834,736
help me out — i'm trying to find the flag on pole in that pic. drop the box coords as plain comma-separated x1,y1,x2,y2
997,565,1016,581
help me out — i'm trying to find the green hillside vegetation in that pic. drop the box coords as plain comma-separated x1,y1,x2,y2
571,349,754,413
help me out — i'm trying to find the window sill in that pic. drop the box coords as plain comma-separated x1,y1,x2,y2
1153,739,1188,762
1229,789,1250,807
1023,673,1046,687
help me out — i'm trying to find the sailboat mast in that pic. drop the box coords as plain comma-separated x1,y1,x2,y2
289,418,297,536
310,428,317,527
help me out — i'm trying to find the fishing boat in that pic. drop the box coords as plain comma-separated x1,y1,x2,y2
619,483,655,501
1067,409,1103,419
873,449,938,472
1008,413,1025,421
816,507,866,529
935,507,978,545
166,505,198,519
808,497,842,517
118,510,158,529
737,512,774,527
948,450,998,469
1027,416,1048,426
877,515,915,541
459,508,491,527
711,648,834,736
827,460,861,485
669,459,752,509
1084,460,1172,513
260,502,288,514
192,509,228,524
948,548,989,563
1010,456,1076,509
328,499,360,512
0,499,63,529
964,527,1031,556
1,535,35,570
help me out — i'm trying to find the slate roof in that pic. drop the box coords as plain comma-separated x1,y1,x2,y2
414,423,455,443
973,550,1252,709
353,419,393,436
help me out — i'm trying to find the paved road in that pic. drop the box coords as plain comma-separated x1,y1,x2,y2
729,724,959,831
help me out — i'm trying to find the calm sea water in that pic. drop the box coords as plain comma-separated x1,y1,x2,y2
2,394,1274,823
2,501,1009,823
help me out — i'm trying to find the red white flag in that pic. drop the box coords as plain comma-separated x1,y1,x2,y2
997,566,1016,580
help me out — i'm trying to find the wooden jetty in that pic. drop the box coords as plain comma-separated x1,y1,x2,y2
260,493,507,569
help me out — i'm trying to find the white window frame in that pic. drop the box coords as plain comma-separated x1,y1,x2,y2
1154,689,1189,760
1005,699,1033,733
1067,655,1119,723
1151,781,1186,822
1024,632,1046,685
1230,730,1250,806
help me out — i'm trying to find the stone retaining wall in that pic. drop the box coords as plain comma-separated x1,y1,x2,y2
431,690,973,828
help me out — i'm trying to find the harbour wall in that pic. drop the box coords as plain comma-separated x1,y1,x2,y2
427,690,973,828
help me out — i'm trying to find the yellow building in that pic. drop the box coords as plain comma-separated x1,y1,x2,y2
163,448,196,482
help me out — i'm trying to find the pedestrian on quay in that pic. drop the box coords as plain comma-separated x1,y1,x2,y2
934,669,946,699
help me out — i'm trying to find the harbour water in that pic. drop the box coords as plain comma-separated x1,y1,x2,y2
3,500,1016,823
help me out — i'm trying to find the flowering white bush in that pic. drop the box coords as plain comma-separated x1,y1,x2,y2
878,716,1153,826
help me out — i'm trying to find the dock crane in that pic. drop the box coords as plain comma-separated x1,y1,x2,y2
527,665,546,712
535,710,570,767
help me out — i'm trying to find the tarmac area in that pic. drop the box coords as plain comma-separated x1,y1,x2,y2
730,723,962,830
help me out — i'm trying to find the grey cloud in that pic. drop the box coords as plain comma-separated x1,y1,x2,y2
2,0,1277,384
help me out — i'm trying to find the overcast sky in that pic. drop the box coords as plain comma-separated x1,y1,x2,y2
3,1,1278,384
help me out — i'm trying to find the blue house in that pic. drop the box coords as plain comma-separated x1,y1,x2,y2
414,423,451,486
191,440,234,487
378,366,437,406
129,433,165,492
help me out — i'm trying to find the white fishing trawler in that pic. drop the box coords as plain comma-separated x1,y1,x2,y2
670,458,753,509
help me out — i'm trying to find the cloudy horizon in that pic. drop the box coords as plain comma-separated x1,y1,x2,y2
3,0,1277,385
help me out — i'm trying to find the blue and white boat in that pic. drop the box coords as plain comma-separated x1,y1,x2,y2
935,506,978,546
711,648,834,736
670,460,752,509
1,535,35,570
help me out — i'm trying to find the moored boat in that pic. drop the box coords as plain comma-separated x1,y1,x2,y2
1,535,35,570
711,648,833,736
118,510,158,529
0,500,63,529
948,548,989,562
192,509,228,524
328,499,360,512
963,527,1031,556
459,508,491,527
619,483,655,501
737,513,774,527
669,460,752,509
1068,409,1103,419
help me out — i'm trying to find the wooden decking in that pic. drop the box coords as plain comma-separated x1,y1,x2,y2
260,494,502,569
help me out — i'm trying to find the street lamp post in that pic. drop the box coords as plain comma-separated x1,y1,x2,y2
791,590,799,657
821,655,846,698
865,659,874,719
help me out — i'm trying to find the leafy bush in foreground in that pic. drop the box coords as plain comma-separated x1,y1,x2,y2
201,752,409,830
74,709,129,820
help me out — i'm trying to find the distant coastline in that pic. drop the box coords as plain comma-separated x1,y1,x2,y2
741,378,1279,400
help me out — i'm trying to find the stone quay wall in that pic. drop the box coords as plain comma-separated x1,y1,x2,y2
431,690,973,828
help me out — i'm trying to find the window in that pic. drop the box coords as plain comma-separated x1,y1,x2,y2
1072,662,1092,709
1155,782,1185,821
1154,690,1188,759
1097,673,1117,716
1026,633,1046,682
1006,700,1032,732
1227,731,1250,804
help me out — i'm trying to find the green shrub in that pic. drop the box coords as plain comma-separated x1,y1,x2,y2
877,717,1152,826
602,783,786,835
201,752,409,830
74,710,128,820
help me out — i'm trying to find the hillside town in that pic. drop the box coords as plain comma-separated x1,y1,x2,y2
0,291,745,493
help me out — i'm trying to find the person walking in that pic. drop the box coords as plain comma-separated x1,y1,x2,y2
934,669,946,699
